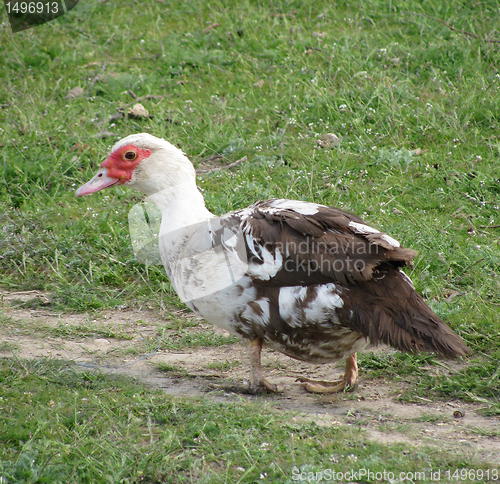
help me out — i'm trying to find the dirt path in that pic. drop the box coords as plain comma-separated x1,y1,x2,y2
1,289,499,465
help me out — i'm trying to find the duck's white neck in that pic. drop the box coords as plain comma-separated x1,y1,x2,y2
130,147,214,231
147,179,214,233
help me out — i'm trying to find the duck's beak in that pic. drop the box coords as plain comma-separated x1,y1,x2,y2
75,168,120,197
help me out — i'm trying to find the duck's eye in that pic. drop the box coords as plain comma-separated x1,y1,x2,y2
124,151,137,161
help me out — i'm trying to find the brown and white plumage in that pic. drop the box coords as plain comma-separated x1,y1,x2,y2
76,133,471,394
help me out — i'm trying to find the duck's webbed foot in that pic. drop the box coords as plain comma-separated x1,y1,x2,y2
248,339,285,393
299,353,358,394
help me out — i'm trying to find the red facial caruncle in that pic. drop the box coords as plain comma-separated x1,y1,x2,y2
101,144,152,182
75,144,152,197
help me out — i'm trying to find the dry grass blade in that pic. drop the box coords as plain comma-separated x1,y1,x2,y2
196,156,248,174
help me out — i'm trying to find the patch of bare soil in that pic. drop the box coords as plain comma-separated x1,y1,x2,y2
1,289,499,464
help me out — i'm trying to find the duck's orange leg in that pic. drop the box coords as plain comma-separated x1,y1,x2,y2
248,339,285,393
300,353,358,393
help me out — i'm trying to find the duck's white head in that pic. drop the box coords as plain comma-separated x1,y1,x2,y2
75,133,196,198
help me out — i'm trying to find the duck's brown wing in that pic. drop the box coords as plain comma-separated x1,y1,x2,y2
235,199,470,358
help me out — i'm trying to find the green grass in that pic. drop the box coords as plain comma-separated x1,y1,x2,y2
360,351,500,415
0,309,133,341
206,359,241,371
156,362,190,377
50,323,133,340
156,326,239,351
1,0,500,480
0,357,493,484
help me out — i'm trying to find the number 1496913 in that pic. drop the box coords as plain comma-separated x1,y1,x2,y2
5,2,59,14
445,469,498,481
